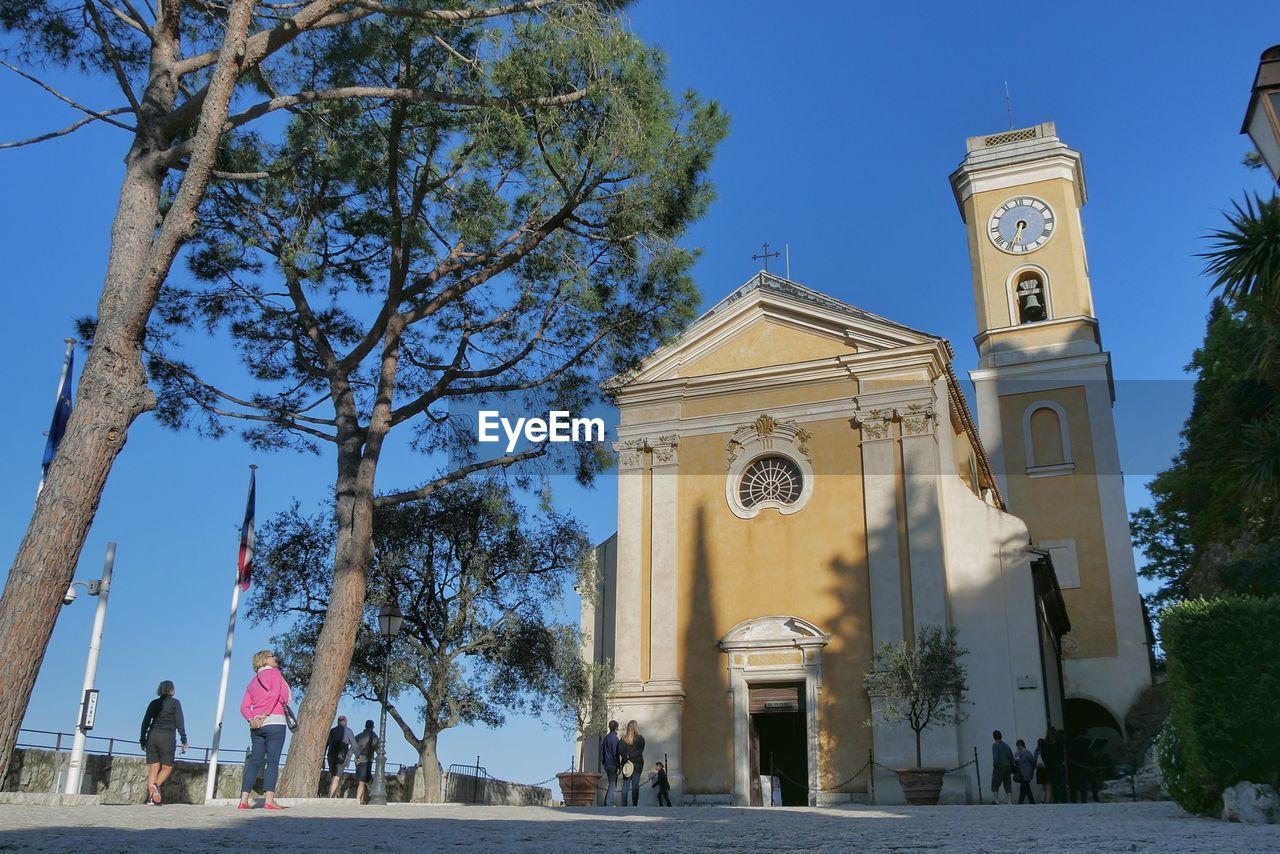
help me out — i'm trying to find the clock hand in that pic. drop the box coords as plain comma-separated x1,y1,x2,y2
1012,222,1025,245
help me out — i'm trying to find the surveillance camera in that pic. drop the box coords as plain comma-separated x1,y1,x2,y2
62,586,77,606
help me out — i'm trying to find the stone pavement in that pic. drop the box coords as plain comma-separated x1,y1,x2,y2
0,800,1277,852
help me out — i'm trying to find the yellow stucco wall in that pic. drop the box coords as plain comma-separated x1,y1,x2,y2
677,319,854,378
998,386,1118,657
675,416,874,793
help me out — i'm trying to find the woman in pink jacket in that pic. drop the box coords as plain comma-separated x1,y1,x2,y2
238,650,291,810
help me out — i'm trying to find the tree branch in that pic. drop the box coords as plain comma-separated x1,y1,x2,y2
372,446,548,508
162,84,590,166
0,110,134,149
354,0,558,23
84,0,144,115
0,62,135,131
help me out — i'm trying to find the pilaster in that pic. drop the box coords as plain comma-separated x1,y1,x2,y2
612,439,646,684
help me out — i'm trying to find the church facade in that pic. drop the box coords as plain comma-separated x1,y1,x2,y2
581,123,1151,805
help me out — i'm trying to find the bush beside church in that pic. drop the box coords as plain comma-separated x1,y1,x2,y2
1158,596,1280,820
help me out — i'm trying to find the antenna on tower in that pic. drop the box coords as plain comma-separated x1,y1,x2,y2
1004,81,1014,130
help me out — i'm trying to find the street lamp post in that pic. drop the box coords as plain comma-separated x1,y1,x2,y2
1243,45,1280,182
63,543,116,795
369,601,403,806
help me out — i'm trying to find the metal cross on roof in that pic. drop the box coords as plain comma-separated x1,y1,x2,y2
752,242,780,273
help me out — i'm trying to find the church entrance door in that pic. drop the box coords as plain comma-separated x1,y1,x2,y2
720,616,830,806
749,683,808,806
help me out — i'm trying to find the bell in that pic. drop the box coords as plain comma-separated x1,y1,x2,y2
1021,293,1045,322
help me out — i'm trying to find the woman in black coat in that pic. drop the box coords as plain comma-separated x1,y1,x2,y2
618,719,646,806
139,680,187,805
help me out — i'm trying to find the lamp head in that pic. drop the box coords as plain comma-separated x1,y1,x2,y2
377,602,404,638
62,586,77,606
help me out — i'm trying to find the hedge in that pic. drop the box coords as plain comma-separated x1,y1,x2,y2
1158,596,1280,815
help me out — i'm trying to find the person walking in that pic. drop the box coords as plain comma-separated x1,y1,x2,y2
353,719,379,804
139,680,187,805
990,729,1015,804
1034,737,1053,803
601,719,621,806
1067,731,1098,803
650,761,672,806
326,715,358,798
238,650,291,810
1045,727,1067,803
1013,739,1037,804
618,719,646,807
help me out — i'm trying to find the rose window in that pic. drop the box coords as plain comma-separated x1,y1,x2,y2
738,456,803,508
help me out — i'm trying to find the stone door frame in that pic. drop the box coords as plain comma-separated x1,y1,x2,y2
720,615,830,806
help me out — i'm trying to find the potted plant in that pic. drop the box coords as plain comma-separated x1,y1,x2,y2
863,625,969,805
550,627,615,807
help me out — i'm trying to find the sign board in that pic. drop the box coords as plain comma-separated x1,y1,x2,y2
764,700,798,710
80,689,99,731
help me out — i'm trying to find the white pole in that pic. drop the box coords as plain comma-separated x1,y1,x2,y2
206,465,255,802
204,573,242,802
64,542,115,795
785,244,791,281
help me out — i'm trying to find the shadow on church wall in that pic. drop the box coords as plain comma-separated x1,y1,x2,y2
680,502,731,793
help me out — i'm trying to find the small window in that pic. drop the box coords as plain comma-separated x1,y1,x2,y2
1015,271,1047,323
739,456,803,508
1029,408,1065,467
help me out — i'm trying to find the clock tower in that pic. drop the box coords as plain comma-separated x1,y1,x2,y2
949,123,1151,736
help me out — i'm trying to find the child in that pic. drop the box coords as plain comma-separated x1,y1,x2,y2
651,762,672,806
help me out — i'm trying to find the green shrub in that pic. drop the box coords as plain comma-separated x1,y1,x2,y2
1159,596,1280,814
1155,717,1220,816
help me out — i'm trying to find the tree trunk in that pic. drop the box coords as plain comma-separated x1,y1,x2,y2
279,318,401,796
0,149,163,785
0,0,257,786
277,444,376,795
413,733,443,803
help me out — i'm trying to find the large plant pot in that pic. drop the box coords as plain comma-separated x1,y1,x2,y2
556,771,602,807
895,768,946,805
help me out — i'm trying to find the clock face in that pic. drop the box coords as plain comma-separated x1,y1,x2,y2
988,196,1055,254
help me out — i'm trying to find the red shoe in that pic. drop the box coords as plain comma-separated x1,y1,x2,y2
237,802,253,810
149,784,162,805
263,802,287,811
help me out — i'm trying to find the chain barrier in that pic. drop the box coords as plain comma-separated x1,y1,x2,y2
870,757,976,775
504,769,562,788
825,757,872,791
763,755,980,797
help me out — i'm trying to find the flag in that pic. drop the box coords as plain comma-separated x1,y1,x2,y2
42,343,74,479
237,468,256,591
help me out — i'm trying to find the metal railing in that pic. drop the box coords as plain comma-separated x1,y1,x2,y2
15,728,408,773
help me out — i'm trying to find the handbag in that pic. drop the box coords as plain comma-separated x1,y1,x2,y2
621,760,635,779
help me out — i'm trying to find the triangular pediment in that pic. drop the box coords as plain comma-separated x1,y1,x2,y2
627,272,940,384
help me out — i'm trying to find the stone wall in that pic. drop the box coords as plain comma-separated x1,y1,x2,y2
441,770,550,806
6,749,243,804
7,749,549,806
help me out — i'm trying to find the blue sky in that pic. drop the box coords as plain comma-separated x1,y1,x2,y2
1,2,1276,794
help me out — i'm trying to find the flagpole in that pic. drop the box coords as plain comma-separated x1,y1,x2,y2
205,465,256,803
37,338,76,497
